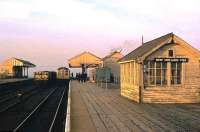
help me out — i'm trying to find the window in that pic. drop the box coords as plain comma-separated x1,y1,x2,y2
168,50,174,57
171,62,182,84
146,61,167,86
149,61,155,85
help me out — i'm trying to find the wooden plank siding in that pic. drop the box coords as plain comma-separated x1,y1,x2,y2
119,33,200,103
120,61,141,103
143,43,200,103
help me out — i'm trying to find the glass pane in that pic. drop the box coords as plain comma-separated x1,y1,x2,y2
171,76,175,84
156,62,161,68
156,69,161,76
156,76,161,85
162,69,167,85
177,62,182,69
169,50,174,57
177,63,182,84
150,77,155,85
171,62,176,69
150,61,155,68
171,69,176,76
163,62,167,69
177,77,181,84
150,69,155,76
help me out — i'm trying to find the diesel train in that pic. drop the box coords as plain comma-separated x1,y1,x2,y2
34,67,70,80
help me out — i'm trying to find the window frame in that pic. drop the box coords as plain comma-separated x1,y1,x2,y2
171,62,182,85
146,61,168,87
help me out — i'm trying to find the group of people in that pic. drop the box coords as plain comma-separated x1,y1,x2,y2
76,73,88,83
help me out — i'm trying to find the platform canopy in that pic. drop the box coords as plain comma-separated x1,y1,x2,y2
68,52,102,69
0,57,36,67
0,57,36,78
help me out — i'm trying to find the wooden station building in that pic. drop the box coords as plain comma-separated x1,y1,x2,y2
97,51,123,83
0,57,36,79
68,52,102,81
119,33,200,103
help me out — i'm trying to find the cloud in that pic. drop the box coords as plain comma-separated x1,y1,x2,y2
0,0,200,48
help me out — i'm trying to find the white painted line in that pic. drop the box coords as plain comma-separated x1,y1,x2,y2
65,81,71,132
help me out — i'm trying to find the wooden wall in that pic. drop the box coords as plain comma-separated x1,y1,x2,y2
0,58,21,77
143,43,200,103
120,61,141,103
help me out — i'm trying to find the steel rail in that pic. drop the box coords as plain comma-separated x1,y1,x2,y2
13,87,58,132
49,87,66,132
0,87,40,113
0,87,36,104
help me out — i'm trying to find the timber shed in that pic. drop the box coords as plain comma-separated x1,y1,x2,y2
101,51,123,83
119,33,200,103
0,57,36,79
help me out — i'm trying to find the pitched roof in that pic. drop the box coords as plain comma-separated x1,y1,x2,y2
119,32,200,62
68,51,102,68
0,57,36,67
14,58,36,67
68,51,101,61
102,51,123,61
57,67,69,70
119,33,174,62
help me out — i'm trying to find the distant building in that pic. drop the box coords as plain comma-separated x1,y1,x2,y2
68,51,102,82
57,67,70,79
0,57,36,79
101,51,123,83
68,51,102,72
90,51,123,83
119,33,200,103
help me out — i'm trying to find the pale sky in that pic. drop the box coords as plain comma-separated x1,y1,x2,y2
0,0,200,75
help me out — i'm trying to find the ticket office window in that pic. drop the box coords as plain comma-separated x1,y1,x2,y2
145,61,182,86
146,61,167,86
171,62,182,85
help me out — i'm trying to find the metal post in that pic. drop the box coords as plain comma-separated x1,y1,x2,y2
27,67,28,78
23,67,25,78
106,79,107,89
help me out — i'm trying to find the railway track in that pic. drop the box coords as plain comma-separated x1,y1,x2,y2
0,80,69,132
0,86,43,113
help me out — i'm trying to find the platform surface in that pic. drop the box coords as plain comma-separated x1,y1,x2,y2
0,78,30,84
71,81,200,132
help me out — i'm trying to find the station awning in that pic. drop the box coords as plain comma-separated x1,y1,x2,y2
68,52,102,68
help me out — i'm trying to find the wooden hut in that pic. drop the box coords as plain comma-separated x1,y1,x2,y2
101,51,123,83
0,57,36,79
119,33,200,103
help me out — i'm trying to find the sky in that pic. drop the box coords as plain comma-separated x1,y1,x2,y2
0,0,200,75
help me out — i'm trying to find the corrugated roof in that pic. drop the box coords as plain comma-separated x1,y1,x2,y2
119,33,174,62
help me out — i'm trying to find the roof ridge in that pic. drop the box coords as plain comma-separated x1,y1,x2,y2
143,32,173,45
119,32,174,62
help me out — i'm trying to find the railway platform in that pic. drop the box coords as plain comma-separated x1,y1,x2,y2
0,78,30,84
71,81,200,132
